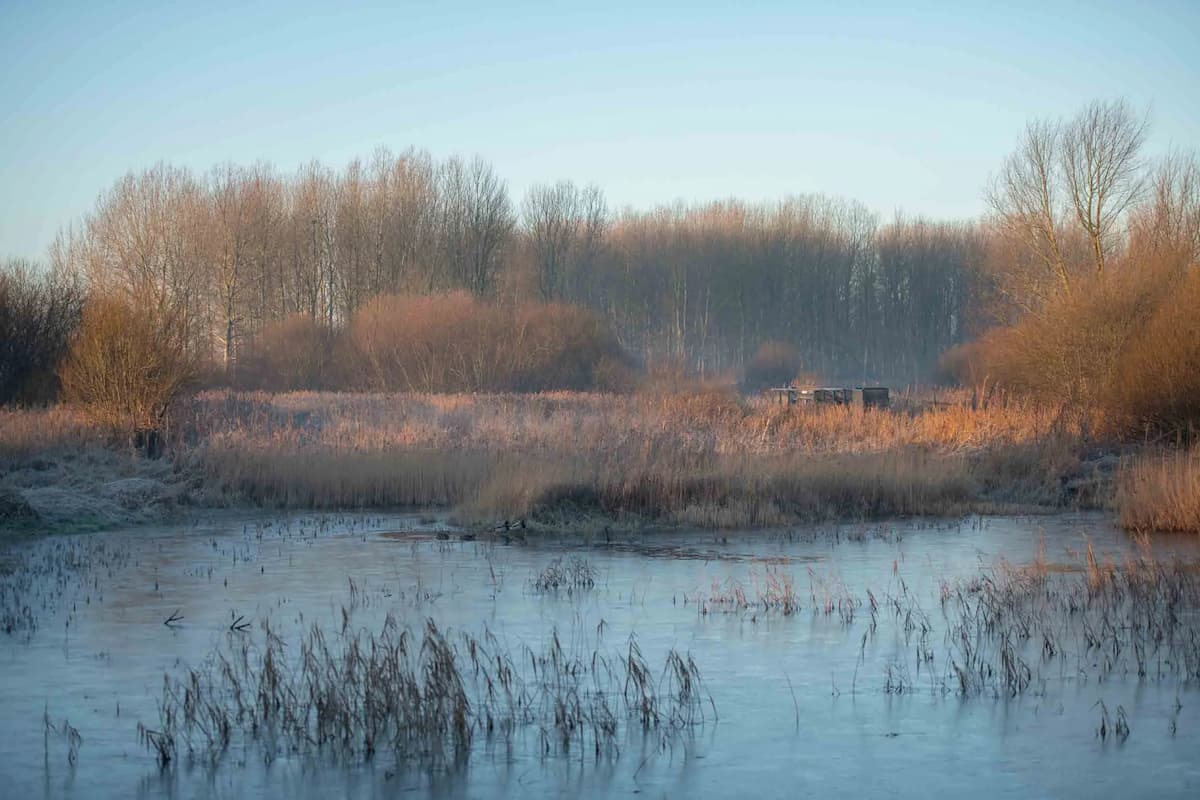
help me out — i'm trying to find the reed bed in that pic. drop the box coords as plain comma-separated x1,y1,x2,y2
692,565,800,616
0,405,109,459
0,388,1158,529
141,615,713,768
183,389,1073,457
785,546,1200,699
867,546,1200,698
174,390,1096,527
529,556,597,594
1117,447,1200,533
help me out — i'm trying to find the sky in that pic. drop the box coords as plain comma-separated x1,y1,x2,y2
1,0,1198,260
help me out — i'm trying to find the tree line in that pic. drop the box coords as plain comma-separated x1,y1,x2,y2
1,98,1196,429
32,147,988,387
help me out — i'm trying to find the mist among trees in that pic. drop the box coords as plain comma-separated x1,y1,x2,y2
1,99,1196,425
29,148,984,386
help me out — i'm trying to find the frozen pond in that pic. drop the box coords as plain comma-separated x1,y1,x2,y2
2,512,1199,798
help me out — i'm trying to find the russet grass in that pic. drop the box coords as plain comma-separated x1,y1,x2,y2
144,614,711,768
0,405,107,459
173,390,1094,527
1,389,1160,529
1117,447,1200,533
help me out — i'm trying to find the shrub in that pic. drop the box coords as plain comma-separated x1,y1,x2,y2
347,292,628,393
947,263,1196,433
507,302,629,391
238,313,336,391
1109,268,1200,434
58,295,198,431
591,355,638,394
350,292,500,392
983,273,1163,407
937,340,989,389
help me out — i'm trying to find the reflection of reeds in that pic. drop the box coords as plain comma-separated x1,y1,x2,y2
142,614,713,769
137,722,174,768
1094,700,1130,742
1,534,131,639
796,547,1200,709
44,707,82,767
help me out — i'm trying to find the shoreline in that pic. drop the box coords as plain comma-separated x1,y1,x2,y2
2,390,1192,538
0,450,1120,540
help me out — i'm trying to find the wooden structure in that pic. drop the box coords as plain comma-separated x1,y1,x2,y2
772,386,889,409
855,387,891,409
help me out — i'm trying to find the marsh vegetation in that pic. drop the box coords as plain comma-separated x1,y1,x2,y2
0,99,1196,540
4,387,1178,534
2,513,1199,797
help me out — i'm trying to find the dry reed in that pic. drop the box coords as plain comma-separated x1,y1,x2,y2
142,614,713,769
0,405,109,459
176,390,1094,526
0,389,1131,529
529,556,597,594
1117,447,1200,533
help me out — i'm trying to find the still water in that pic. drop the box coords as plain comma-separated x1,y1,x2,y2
2,512,1198,799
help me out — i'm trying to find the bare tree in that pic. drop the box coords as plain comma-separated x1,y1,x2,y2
207,163,251,373
1060,99,1149,274
525,181,575,301
1129,149,1200,270
44,147,1002,386
438,157,514,295
986,119,1072,297
333,158,368,318
523,181,607,301
58,164,211,358
0,259,85,403
365,147,439,295
287,162,336,323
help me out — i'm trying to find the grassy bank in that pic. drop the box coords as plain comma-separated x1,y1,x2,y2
3,390,1189,532
0,406,195,533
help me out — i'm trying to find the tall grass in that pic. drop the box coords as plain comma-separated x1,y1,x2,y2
144,615,712,767
1,389,1120,528
1117,447,1200,532
0,405,109,459
182,388,1075,458
939,548,1200,694
173,390,1090,526
199,448,501,509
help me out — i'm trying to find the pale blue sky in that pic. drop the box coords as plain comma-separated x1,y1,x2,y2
2,0,1197,260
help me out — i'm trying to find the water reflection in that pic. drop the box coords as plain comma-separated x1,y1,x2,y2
2,511,1199,798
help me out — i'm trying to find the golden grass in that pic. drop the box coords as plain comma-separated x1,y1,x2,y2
1,389,1125,528
198,448,501,508
0,405,108,458
185,387,1077,457
171,389,1094,526
1117,447,1200,533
